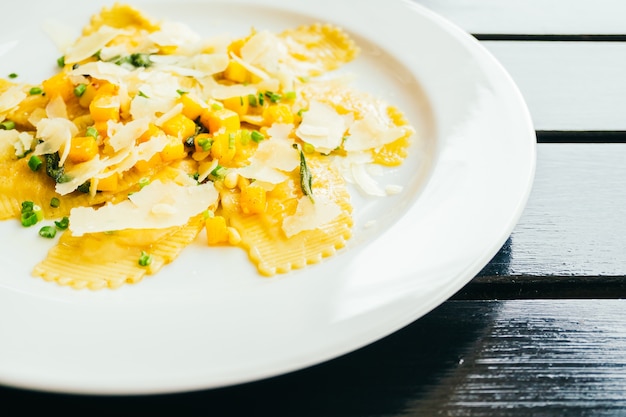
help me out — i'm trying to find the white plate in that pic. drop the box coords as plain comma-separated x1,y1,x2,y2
0,0,535,394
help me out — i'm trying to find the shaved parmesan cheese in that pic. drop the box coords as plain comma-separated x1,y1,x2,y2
344,118,412,152
69,180,219,236
282,195,342,238
240,31,286,74
107,118,150,152
149,21,201,49
45,95,68,119
56,155,106,196
12,131,34,157
0,86,26,113
69,61,130,85
238,124,298,183
295,100,346,154
64,25,129,64
33,118,77,159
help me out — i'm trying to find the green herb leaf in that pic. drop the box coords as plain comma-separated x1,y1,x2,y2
294,144,314,203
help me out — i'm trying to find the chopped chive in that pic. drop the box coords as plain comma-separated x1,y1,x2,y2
138,90,149,98
0,120,15,130
38,225,57,239
85,126,98,139
50,197,60,208
251,130,264,143
138,177,150,189
73,83,87,97
20,201,43,227
27,155,42,171
210,165,227,180
258,92,264,106
57,56,65,67
8,73,17,79
297,108,308,117
211,102,223,110
284,91,297,100
239,130,251,145
264,91,281,103
176,89,188,95
54,216,69,230
239,96,244,106
197,136,212,152
248,94,258,107
29,87,43,95
138,251,153,267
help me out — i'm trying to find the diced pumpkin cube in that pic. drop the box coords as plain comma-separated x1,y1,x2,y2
180,94,206,120
240,184,267,214
210,129,236,165
138,123,161,143
78,83,99,108
68,136,98,163
223,60,249,83
200,108,240,134
161,135,187,161
223,95,249,116
134,153,162,173
42,72,74,102
89,95,120,123
205,215,229,245
263,103,294,125
96,173,118,192
160,113,196,139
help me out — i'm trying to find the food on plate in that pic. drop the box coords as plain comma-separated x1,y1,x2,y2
0,3,415,289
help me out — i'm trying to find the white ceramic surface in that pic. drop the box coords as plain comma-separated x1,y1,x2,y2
0,0,535,394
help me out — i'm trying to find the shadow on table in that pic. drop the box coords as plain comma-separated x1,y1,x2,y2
0,301,499,417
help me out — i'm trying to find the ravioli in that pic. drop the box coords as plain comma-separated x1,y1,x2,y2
0,3,414,289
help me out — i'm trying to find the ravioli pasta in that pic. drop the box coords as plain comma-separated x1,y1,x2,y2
0,3,414,289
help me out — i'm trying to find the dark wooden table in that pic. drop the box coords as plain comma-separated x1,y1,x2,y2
3,0,626,415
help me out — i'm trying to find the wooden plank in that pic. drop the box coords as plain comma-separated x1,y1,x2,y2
414,0,626,35
2,300,626,416
482,42,626,131
478,143,626,278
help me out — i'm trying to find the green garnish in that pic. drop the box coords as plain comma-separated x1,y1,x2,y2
138,90,149,98
197,136,212,152
284,91,297,100
211,102,223,111
8,73,17,79
250,130,264,143
50,197,60,208
54,216,69,230
27,155,42,171
138,251,153,267
264,91,281,103
85,126,98,139
176,89,188,95
0,120,15,130
38,225,57,239
138,177,150,189
57,56,65,67
73,83,87,97
20,201,43,227
29,87,43,95
248,94,258,107
210,165,227,180
294,144,314,203
115,53,152,68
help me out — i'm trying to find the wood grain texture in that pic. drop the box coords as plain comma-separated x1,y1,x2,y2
3,300,626,416
478,143,626,279
413,0,626,35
